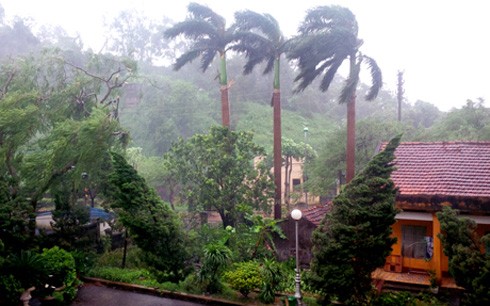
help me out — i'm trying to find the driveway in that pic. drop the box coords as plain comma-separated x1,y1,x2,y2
71,283,206,306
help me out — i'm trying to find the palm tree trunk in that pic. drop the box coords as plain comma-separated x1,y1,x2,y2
219,52,230,128
220,86,230,127
273,89,281,219
346,94,356,183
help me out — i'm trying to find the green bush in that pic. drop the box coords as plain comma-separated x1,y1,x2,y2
224,261,262,297
40,246,79,304
0,274,23,305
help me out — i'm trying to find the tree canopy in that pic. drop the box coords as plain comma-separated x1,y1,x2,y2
164,126,274,228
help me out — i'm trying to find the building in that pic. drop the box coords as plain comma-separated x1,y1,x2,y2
378,141,490,291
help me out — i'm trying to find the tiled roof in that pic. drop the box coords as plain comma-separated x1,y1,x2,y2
300,204,331,226
383,141,490,198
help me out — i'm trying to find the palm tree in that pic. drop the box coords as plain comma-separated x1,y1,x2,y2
164,2,234,127
288,5,382,183
231,10,288,219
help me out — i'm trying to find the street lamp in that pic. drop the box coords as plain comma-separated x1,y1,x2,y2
291,208,303,305
303,126,309,206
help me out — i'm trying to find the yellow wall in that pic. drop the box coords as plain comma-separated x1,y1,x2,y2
390,217,449,279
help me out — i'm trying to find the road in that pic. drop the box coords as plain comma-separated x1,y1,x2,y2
70,283,206,306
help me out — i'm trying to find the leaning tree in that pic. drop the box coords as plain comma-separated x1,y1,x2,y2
288,5,382,183
309,135,400,305
231,10,289,219
165,2,235,127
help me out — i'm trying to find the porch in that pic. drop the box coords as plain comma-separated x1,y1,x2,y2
372,268,462,291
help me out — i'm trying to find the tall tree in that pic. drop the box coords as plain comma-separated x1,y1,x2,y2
164,126,274,228
165,2,234,127
288,5,382,183
308,135,400,305
231,10,288,219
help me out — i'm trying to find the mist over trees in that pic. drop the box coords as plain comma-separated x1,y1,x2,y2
1,3,490,304
1,2,488,199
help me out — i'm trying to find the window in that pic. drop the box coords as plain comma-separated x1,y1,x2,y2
292,178,301,186
402,225,431,259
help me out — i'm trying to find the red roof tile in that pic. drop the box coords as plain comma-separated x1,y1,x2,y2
382,141,490,198
300,204,332,226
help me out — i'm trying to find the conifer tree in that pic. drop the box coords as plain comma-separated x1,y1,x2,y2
308,135,400,305
437,206,490,305
107,152,188,281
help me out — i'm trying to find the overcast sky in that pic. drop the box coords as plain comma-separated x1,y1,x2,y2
2,0,489,111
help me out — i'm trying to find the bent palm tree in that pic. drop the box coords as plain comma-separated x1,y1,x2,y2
231,10,288,219
164,2,234,127
288,5,382,183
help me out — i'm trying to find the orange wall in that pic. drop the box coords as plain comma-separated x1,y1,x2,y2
390,217,449,277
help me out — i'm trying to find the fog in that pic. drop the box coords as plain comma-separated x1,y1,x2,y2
1,0,489,111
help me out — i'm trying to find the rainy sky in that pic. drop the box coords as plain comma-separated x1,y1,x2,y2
2,0,489,111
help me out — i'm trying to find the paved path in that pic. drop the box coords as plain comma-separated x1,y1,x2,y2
71,283,206,306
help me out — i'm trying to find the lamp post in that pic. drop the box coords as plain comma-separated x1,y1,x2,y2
303,126,309,206
291,209,303,305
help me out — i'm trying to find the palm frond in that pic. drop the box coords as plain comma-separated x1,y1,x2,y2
319,58,344,92
339,56,361,103
234,11,282,43
200,49,218,72
187,2,225,30
362,55,383,100
173,49,203,71
299,5,358,37
164,19,219,40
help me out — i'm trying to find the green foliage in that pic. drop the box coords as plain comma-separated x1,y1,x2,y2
246,214,285,259
437,206,490,305
224,261,262,297
40,246,79,303
199,241,232,294
107,152,189,281
120,79,218,155
89,267,161,288
308,119,409,196
0,247,79,305
0,176,34,252
164,126,274,228
370,290,447,306
423,98,490,141
259,258,285,304
95,245,146,269
49,184,92,251
308,135,400,305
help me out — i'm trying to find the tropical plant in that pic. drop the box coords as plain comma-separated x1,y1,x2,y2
288,5,382,183
165,2,234,127
199,241,232,294
308,135,400,305
259,258,285,304
232,10,289,219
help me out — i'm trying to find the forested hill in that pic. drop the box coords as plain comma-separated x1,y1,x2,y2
2,6,490,197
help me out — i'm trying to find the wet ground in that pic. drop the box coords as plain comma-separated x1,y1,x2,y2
70,283,206,306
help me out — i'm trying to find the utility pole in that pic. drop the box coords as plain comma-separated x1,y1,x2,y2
397,70,404,122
